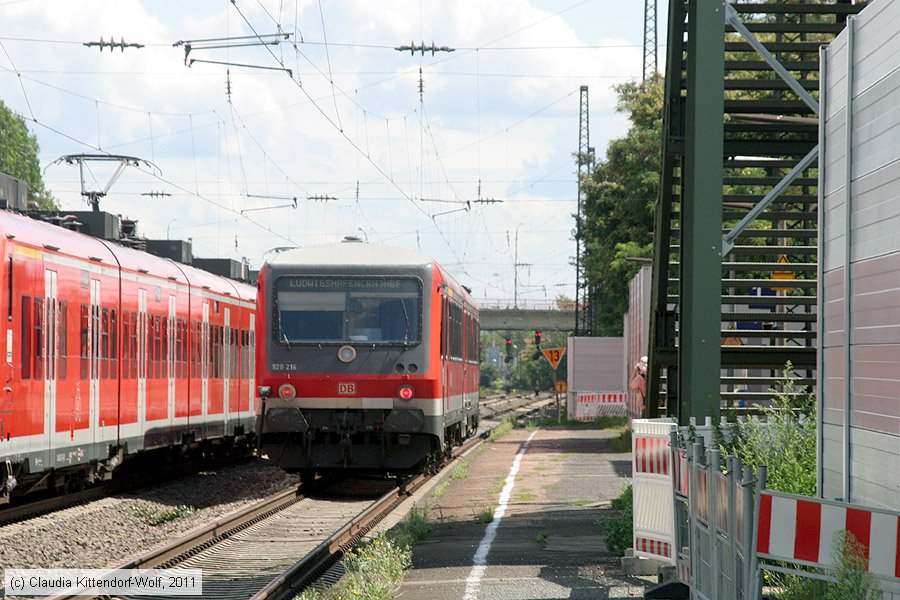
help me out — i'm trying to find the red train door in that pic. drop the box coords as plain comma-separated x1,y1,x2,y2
137,289,147,436
43,270,58,449
223,307,231,431
441,296,449,411
201,302,209,418
167,295,176,431
89,279,100,447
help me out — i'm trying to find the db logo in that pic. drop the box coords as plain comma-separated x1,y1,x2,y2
337,382,356,395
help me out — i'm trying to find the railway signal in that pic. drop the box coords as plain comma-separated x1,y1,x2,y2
505,337,514,363
534,330,542,347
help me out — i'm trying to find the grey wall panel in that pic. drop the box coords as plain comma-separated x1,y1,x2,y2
624,266,651,417
821,270,845,348
822,197,847,272
821,0,900,508
566,336,624,392
850,0,899,95
822,423,845,500
848,427,900,508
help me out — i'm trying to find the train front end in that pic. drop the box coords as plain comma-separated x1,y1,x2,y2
256,242,442,475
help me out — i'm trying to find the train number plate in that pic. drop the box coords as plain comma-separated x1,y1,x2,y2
337,382,356,395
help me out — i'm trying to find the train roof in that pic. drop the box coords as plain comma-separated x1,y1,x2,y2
0,211,254,302
266,240,477,310
268,241,434,268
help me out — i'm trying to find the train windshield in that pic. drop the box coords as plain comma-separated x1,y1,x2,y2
275,277,421,345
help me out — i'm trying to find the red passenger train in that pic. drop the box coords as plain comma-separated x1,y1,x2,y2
0,210,257,502
256,238,480,476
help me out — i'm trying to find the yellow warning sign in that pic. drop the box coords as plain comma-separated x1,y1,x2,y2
555,380,568,393
772,254,796,292
772,254,795,280
542,347,566,370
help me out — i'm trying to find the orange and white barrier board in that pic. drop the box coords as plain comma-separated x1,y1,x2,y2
631,419,677,563
757,491,900,582
573,391,626,421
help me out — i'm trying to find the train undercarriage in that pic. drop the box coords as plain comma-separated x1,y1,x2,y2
259,407,479,479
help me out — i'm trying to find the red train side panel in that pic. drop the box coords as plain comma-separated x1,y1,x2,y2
0,211,256,500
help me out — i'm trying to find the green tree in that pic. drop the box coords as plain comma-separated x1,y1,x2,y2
0,98,55,209
580,75,662,335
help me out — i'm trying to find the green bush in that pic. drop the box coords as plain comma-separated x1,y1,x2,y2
598,483,632,556
770,530,881,600
719,363,816,495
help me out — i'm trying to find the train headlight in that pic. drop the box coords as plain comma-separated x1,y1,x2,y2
397,384,415,401
258,386,271,399
337,345,357,363
278,384,297,400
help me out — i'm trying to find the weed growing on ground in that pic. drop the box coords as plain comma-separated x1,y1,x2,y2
513,489,535,502
768,530,881,600
719,363,816,495
550,451,574,462
489,475,506,494
296,535,411,600
489,417,515,441
473,504,496,524
609,429,632,453
534,532,549,545
598,483,632,557
131,503,195,526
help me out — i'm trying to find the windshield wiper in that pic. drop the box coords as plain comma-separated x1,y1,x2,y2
400,299,412,344
276,308,292,350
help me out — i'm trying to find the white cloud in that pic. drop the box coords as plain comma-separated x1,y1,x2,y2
0,0,647,301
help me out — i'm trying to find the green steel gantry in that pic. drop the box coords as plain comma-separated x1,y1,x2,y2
647,1,865,424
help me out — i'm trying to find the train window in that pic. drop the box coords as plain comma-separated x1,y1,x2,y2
154,315,162,379
33,297,43,381
274,277,421,345
59,301,67,380
21,296,31,380
449,302,463,360
174,319,181,379
122,312,130,379
101,309,109,379
6,256,12,323
110,309,117,379
80,304,88,379
215,325,220,379
161,317,168,380
131,311,138,379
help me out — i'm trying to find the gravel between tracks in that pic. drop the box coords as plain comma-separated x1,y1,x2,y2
0,460,300,571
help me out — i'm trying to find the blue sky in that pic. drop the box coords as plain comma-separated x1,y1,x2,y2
0,0,661,304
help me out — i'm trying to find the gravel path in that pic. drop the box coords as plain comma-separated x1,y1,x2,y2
0,460,299,570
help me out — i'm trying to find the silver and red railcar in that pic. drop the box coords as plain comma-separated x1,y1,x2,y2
0,211,256,502
256,239,480,475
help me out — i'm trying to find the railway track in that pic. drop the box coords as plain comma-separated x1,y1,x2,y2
46,393,551,600
0,453,251,527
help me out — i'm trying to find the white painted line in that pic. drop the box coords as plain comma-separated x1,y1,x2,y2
462,429,539,600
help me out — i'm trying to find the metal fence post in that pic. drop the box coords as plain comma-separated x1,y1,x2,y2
708,448,720,600
750,466,766,600
690,441,703,599
741,465,754,600
727,455,738,600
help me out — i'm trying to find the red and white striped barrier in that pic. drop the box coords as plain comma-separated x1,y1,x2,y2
631,419,677,564
634,436,671,476
757,491,900,580
573,391,626,421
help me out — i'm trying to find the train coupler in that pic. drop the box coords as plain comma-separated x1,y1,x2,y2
0,460,16,504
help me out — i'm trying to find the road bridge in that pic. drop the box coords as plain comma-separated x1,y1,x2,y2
477,300,575,331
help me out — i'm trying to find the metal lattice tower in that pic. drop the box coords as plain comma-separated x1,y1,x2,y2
575,85,592,335
643,0,658,81
645,0,866,424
